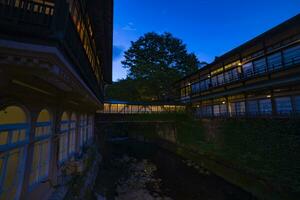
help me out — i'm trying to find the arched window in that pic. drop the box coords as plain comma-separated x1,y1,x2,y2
68,113,76,156
87,115,94,142
0,106,29,200
30,109,51,186
79,114,89,148
59,112,69,163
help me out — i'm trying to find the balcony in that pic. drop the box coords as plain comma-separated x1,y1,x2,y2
0,0,103,100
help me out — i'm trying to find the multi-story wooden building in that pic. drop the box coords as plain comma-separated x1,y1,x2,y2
0,0,113,199
175,14,300,118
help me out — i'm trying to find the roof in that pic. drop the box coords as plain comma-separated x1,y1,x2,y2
175,13,300,84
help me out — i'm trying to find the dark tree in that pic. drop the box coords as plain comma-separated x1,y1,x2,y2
108,32,200,101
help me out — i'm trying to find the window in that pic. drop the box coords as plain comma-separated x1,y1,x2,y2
69,113,77,156
200,79,209,91
211,76,218,87
30,140,50,186
0,148,25,200
243,62,253,77
220,104,227,116
200,106,213,117
235,102,246,116
295,96,300,113
59,112,69,163
191,82,200,94
79,115,88,147
283,45,300,66
253,58,267,74
0,106,28,200
30,109,51,186
0,106,28,150
217,73,225,85
213,105,220,116
213,104,227,116
275,97,292,115
230,101,245,116
259,99,272,115
267,52,282,71
87,116,94,142
247,100,259,116
231,68,239,81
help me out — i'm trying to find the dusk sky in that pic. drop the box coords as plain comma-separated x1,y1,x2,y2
113,0,299,81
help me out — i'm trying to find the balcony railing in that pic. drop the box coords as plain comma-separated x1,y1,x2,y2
0,0,54,27
180,55,300,100
100,102,186,114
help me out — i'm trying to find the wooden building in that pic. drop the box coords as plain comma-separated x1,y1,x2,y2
0,0,113,199
175,14,300,118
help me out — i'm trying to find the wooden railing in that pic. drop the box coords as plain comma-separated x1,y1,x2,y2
0,0,54,27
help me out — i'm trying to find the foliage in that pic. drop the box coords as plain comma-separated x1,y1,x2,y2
124,115,300,195
107,32,200,101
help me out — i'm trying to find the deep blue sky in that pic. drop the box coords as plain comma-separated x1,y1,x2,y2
113,0,299,81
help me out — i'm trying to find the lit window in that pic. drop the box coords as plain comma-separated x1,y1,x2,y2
0,148,25,200
243,62,253,77
30,140,50,186
0,106,28,200
275,97,292,115
30,109,51,186
59,112,69,163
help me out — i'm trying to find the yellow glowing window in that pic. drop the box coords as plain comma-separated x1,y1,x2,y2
0,131,8,145
0,148,23,200
30,140,49,185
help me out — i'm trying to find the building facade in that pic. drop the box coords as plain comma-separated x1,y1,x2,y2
175,14,300,118
0,0,113,199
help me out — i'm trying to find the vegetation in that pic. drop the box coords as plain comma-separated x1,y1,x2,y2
114,114,300,196
107,32,200,101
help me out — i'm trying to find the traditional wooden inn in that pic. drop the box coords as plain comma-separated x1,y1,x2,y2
176,14,300,118
0,0,113,199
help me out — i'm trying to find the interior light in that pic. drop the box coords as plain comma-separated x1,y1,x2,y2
222,101,226,104
267,95,271,98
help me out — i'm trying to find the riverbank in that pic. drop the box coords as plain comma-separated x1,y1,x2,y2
94,140,253,200
99,113,300,199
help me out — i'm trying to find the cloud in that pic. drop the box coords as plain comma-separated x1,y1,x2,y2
122,22,137,31
113,45,125,60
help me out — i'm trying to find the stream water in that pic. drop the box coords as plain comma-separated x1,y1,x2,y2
94,139,256,200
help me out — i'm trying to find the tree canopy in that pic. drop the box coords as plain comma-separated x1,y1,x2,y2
106,32,200,101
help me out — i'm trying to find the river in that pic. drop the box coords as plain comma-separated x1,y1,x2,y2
93,139,256,200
